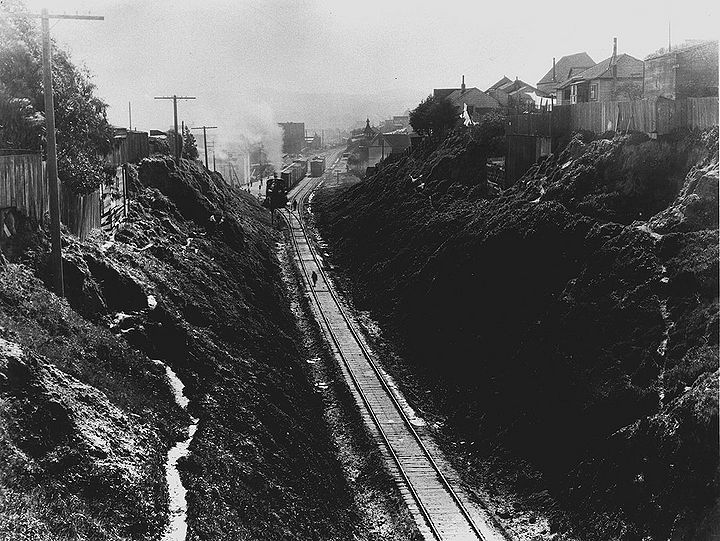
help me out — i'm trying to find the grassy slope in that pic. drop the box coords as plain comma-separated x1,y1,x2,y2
314,129,719,540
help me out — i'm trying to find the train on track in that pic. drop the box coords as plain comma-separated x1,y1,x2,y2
264,159,309,210
309,156,326,177
279,159,308,191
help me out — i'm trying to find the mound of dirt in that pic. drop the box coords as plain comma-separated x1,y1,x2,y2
3,156,358,539
314,129,719,540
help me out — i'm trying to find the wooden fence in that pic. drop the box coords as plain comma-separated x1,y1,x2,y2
508,96,718,137
60,184,101,241
675,97,719,130
0,152,48,221
1,151,106,240
100,165,128,233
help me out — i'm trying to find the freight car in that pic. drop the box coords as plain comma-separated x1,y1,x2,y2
309,156,326,177
279,159,308,191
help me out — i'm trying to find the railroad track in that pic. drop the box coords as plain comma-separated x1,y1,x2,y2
281,157,503,541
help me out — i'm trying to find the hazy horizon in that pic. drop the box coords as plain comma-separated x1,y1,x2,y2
8,0,719,163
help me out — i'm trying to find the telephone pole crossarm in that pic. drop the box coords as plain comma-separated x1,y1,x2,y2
153,95,196,160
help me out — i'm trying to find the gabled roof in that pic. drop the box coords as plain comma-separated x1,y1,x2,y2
507,84,546,98
557,53,644,88
382,133,411,151
486,76,512,92
433,88,459,100
445,87,501,109
538,52,595,85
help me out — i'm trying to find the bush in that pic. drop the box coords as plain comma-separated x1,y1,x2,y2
409,94,457,140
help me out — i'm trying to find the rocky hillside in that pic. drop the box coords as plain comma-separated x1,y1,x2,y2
314,128,719,540
2,157,358,539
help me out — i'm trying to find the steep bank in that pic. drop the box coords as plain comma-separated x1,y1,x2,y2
314,129,719,540
0,265,182,540
2,157,358,539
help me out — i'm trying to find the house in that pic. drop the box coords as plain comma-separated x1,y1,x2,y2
486,77,529,107
486,77,548,111
557,40,644,104
362,132,412,170
434,76,501,123
486,76,513,93
348,131,412,176
507,84,549,112
644,40,719,99
536,52,595,99
380,133,411,154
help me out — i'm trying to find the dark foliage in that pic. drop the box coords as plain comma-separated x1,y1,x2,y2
0,2,113,194
409,94,458,140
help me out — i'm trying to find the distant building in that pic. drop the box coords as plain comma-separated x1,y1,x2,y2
557,40,644,104
486,76,513,93
644,40,719,99
382,133,412,154
393,115,409,128
486,77,547,111
249,143,267,165
434,76,501,123
106,128,149,166
305,132,322,150
350,130,412,175
278,122,305,154
536,52,595,99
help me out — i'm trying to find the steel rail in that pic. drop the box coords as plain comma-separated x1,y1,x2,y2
281,161,486,540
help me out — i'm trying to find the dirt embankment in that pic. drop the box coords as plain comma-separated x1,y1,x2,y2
1,156,359,539
314,129,719,541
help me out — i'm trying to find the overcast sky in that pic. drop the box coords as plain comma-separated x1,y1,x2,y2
15,0,719,142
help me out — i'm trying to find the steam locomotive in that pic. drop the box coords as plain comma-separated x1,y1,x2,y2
263,159,308,210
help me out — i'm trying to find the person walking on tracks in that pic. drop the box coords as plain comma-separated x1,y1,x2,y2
311,270,318,288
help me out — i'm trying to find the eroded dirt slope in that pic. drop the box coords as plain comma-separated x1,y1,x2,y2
2,156,360,540
314,129,719,540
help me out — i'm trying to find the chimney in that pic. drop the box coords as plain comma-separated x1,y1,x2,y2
612,37,617,64
552,57,556,82
461,75,466,93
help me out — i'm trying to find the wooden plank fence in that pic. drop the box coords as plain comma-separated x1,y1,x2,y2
508,96,718,138
60,184,101,241
100,165,128,233
675,97,719,130
0,151,115,241
0,153,48,221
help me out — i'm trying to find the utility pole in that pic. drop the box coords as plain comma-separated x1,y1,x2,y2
154,95,196,161
128,101,132,130
190,125,218,169
10,9,104,297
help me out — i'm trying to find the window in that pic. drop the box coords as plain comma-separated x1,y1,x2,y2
590,83,598,101
570,84,578,104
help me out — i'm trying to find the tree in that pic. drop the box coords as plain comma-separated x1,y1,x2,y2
183,126,199,160
0,2,113,194
470,110,508,157
409,95,458,140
